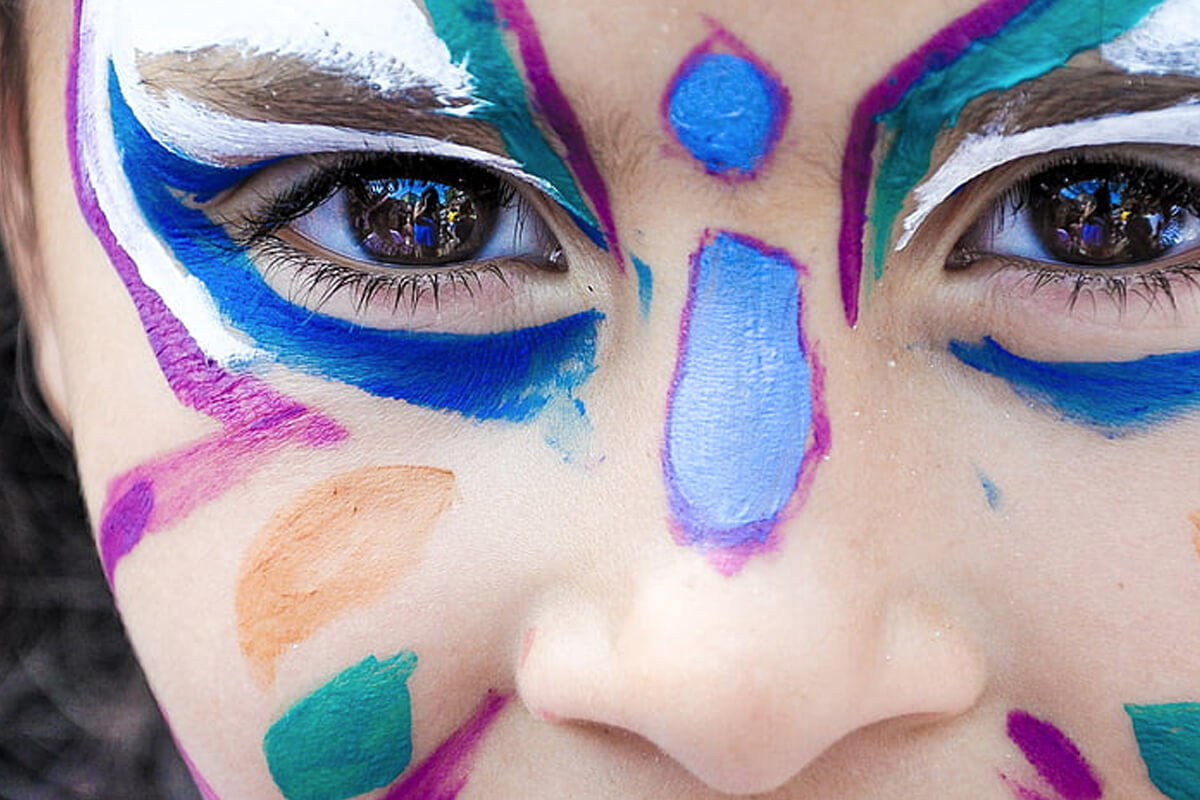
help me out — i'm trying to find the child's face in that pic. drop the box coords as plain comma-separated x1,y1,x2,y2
18,0,1200,796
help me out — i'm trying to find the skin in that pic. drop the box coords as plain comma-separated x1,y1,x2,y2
8,0,1200,797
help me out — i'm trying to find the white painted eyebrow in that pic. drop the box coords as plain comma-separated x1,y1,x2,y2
1101,0,1200,77
895,101,1200,252
111,0,475,99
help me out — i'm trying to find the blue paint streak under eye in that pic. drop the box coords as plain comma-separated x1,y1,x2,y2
632,256,654,317
667,52,785,177
109,67,602,423
663,232,812,550
950,337,1200,435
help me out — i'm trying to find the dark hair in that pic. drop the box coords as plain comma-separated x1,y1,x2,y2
0,4,200,797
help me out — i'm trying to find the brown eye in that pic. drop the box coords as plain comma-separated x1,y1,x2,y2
1029,163,1195,266
347,173,502,267
951,157,1200,272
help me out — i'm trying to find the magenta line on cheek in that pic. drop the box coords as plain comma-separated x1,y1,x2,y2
837,0,1037,326
491,0,624,272
1001,774,1055,800
382,691,511,800
1007,710,1103,800
69,0,346,585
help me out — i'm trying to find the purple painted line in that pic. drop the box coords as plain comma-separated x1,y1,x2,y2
382,692,511,800
493,0,624,272
1007,710,1103,800
70,0,347,585
837,0,1036,326
659,18,792,182
1001,773,1055,800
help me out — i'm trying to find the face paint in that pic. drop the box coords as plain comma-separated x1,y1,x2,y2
950,337,1200,435
1006,710,1103,800
237,466,455,686
422,0,614,256
264,652,418,800
1125,702,1200,800
663,23,790,180
72,1,348,583
977,469,1003,512
839,0,1164,325
381,692,511,800
1002,777,1055,800
899,101,1200,253
1101,0,1200,76
107,69,603,423
633,256,655,317
662,231,828,574
1190,512,1200,560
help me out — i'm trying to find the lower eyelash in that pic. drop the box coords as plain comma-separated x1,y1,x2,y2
952,249,1200,314
253,235,515,314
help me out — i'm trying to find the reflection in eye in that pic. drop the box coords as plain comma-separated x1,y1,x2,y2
951,157,1200,272
231,153,567,320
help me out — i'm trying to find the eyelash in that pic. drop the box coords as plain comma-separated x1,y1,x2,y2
946,150,1200,314
221,152,558,316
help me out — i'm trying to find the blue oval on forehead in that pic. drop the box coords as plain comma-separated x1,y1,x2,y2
667,52,786,178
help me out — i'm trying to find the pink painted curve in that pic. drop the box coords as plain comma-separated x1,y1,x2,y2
837,0,1037,326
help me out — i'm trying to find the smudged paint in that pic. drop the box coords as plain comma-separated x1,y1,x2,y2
838,0,1163,325
950,337,1200,435
1189,512,1200,560
264,652,418,800
382,692,511,800
1007,710,1103,800
662,231,829,574
633,255,655,317
1125,703,1200,800
72,0,347,584
663,22,789,180
977,469,1003,512
237,466,455,686
106,68,604,423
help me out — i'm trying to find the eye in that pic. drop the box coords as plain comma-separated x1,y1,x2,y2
225,153,575,329
950,156,1200,273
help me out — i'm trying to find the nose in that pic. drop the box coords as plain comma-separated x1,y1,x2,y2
516,539,986,795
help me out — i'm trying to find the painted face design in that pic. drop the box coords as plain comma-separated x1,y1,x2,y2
656,24,826,573
70,0,612,796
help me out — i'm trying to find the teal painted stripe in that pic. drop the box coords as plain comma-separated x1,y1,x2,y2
869,0,1163,281
264,652,418,800
423,0,601,240
1126,703,1200,800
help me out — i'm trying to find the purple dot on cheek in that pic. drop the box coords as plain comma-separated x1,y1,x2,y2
100,479,155,581
1007,710,1103,800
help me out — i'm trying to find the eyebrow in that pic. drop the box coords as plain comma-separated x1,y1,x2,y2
136,48,508,155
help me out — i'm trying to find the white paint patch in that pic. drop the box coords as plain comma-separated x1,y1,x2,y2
79,1,259,364
108,0,476,102
117,78,537,188
896,101,1200,251
1101,0,1200,76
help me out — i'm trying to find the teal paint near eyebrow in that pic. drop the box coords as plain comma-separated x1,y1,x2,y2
1125,703,1200,800
869,0,1163,281
422,0,600,242
264,652,418,800
633,255,654,317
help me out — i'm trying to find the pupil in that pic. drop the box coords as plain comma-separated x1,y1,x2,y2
347,173,498,266
1031,164,1191,266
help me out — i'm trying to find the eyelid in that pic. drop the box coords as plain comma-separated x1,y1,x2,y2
898,101,1200,252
